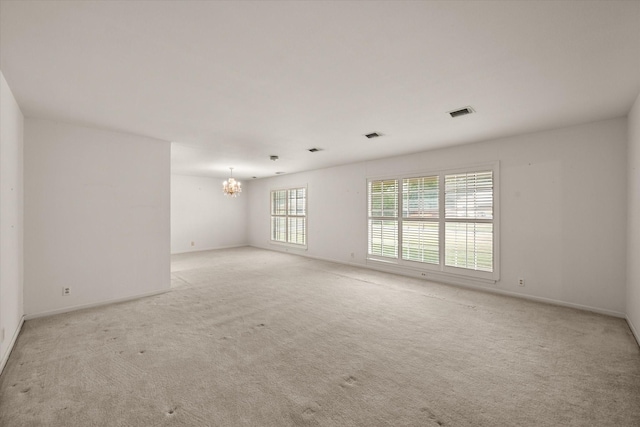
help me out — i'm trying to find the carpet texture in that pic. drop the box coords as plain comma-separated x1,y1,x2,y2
1,247,639,426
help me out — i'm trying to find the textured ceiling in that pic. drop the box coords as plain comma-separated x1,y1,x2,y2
1,1,639,179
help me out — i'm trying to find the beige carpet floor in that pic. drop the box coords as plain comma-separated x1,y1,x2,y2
1,247,639,426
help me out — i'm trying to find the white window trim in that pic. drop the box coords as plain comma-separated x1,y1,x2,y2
366,162,500,283
269,185,308,250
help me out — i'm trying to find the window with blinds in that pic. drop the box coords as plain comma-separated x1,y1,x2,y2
271,187,306,246
367,166,497,280
402,176,439,264
368,180,398,258
444,171,493,272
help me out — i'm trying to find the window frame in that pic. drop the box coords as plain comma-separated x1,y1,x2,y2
366,163,500,283
270,186,308,249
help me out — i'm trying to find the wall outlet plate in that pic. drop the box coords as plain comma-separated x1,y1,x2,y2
62,287,71,296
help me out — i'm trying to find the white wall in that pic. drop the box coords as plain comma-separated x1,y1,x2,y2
24,119,171,317
628,92,640,342
248,118,628,316
0,71,24,368
171,174,248,253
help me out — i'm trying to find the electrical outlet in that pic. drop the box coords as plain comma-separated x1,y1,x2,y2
62,287,71,296
191,241,195,247
518,278,525,287
350,252,355,258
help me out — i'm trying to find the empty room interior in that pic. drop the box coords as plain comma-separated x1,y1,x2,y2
1,1,640,426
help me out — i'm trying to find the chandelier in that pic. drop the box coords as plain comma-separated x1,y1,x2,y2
223,167,242,197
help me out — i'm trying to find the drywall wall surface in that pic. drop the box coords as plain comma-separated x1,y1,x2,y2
628,92,640,340
247,162,367,263
248,118,628,315
24,119,170,316
171,174,248,253
0,71,24,364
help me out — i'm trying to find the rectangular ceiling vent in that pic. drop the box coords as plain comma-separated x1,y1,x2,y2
448,106,475,118
365,132,382,139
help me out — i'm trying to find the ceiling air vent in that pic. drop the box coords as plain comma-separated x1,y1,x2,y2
448,107,475,118
365,132,382,139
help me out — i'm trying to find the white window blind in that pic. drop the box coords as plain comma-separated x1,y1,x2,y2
444,171,493,272
445,222,493,272
271,190,287,242
444,171,493,220
367,167,497,280
368,180,398,258
271,187,306,246
402,176,439,264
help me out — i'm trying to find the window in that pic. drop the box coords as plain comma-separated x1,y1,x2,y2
271,187,307,246
367,179,398,258
367,166,498,281
402,175,439,264
444,171,493,272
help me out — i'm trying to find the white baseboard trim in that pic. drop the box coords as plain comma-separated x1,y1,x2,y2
474,286,626,319
249,244,626,319
362,258,626,318
24,289,170,321
0,315,25,376
171,244,248,255
627,316,640,348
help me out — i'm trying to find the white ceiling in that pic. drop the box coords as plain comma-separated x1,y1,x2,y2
1,1,639,180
